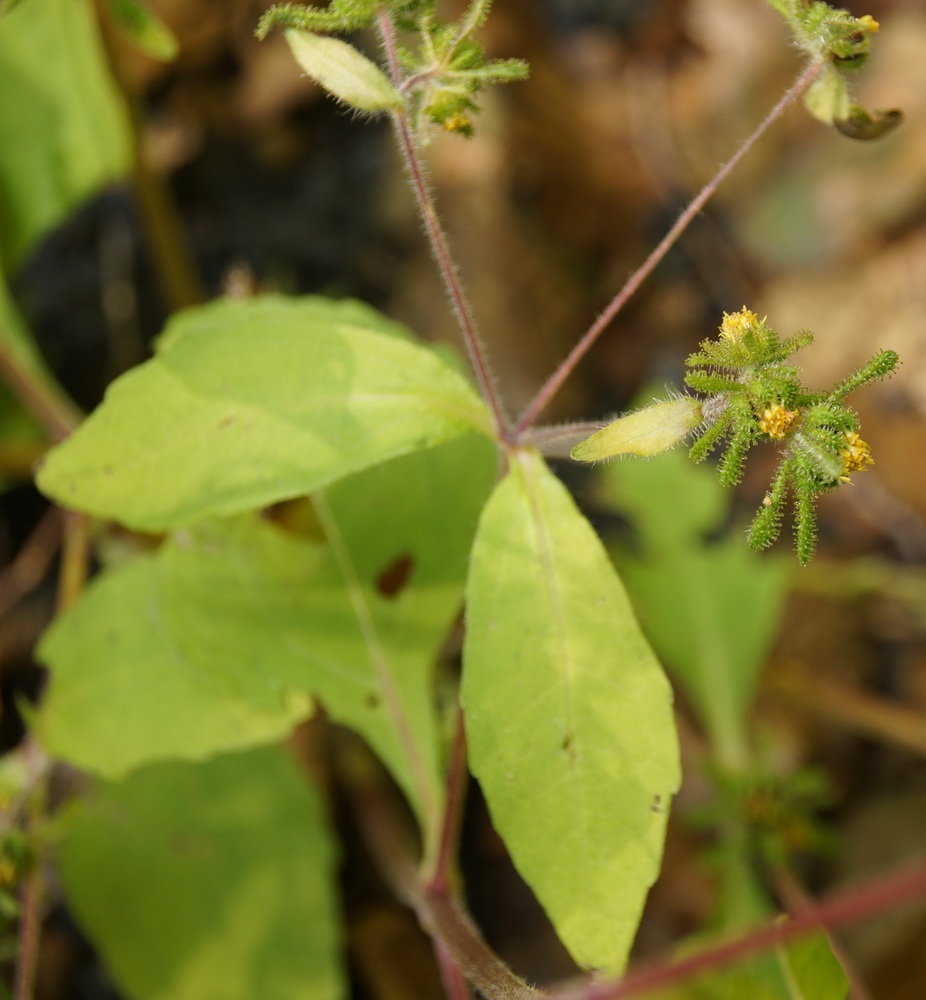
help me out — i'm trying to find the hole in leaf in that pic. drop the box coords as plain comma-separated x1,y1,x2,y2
375,553,414,598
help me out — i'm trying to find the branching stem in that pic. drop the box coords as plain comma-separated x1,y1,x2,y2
513,57,826,435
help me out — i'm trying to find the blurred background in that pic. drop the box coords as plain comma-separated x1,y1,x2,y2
2,0,926,997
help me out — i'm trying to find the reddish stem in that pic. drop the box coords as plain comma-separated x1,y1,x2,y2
556,861,926,1000
426,705,469,893
0,336,79,443
513,57,825,435
376,11,510,440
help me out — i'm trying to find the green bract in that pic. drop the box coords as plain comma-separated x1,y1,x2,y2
571,397,703,462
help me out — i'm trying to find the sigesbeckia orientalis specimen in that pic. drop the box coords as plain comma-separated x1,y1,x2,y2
571,308,899,565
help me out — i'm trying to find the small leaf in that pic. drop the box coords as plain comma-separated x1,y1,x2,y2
37,295,492,531
104,0,178,61
35,557,311,778
286,29,403,112
463,449,679,972
571,397,703,462
59,748,344,1000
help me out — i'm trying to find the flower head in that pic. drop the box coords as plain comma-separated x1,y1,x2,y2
858,15,879,34
719,307,761,342
839,431,874,483
759,403,799,439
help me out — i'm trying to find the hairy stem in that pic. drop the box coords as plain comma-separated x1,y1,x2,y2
514,57,826,435
435,938,475,1000
520,422,606,458
376,11,509,440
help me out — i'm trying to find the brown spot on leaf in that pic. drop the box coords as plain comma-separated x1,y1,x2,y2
375,554,414,598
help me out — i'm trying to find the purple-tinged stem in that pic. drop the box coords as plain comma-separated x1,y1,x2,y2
554,860,926,1000
425,705,469,894
376,11,510,440
514,57,825,436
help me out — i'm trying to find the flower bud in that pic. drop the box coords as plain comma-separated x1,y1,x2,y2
570,397,703,462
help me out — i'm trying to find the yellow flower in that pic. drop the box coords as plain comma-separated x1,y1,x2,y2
759,403,799,439
719,307,760,342
839,431,874,483
858,15,879,34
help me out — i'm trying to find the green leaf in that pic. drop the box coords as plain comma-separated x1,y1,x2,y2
597,449,789,772
160,434,496,847
285,29,403,112
104,0,178,61
776,929,849,999
0,0,131,268
37,295,493,531
462,449,679,973
35,556,312,778
59,748,344,1000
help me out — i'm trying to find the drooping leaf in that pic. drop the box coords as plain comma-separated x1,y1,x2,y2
462,448,679,973
160,434,496,845
0,0,131,269
597,448,789,772
37,295,493,531
35,556,312,778
59,748,344,1000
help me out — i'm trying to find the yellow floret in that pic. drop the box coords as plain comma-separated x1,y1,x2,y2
759,404,799,439
719,307,760,342
839,431,874,483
